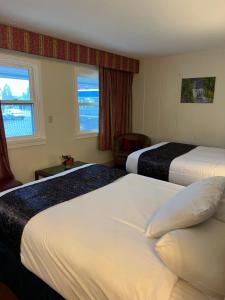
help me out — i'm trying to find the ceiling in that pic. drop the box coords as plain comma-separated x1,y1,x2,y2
1,0,225,58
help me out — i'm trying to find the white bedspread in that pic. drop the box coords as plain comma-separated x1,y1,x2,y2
21,174,182,300
169,146,225,186
126,143,225,186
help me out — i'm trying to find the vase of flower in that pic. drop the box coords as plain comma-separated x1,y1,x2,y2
61,155,74,169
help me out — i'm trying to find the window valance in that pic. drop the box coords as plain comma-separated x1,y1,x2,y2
0,24,139,73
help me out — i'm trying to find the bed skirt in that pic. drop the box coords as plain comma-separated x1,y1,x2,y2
0,241,64,300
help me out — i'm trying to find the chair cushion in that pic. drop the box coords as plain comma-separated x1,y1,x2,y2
123,139,135,152
122,138,145,152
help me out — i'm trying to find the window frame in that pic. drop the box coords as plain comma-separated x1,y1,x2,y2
74,64,99,139
0,53,46,149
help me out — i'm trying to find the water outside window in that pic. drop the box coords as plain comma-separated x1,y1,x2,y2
77,71,99,132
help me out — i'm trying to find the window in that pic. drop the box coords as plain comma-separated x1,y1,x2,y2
0,55,45,148
75,65,99,136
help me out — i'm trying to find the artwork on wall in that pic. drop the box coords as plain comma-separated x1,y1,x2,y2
180,77,216,103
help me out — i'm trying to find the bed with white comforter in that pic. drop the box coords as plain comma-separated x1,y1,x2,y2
21,173,181,300
126,142,225,186
0,164,223,300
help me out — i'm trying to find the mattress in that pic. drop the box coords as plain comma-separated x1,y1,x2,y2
126,142,225,186
21,174,183,300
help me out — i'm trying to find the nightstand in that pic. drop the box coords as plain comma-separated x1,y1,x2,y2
35,161,87,180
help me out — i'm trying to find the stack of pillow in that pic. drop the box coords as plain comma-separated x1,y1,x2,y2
145,177,225,300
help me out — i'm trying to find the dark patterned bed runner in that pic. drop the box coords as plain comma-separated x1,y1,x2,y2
0,164,126,256
138,142,196,181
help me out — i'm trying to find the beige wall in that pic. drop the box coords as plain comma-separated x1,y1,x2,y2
133,48,225,148
1,50,111,183
5,47,225,183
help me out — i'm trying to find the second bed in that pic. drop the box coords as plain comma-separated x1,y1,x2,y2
126,142,225,186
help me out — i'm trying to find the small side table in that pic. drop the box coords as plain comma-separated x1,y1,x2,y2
35,161,87,180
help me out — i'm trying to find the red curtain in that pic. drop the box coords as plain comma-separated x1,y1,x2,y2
0,105,14,181
0,24,139,74
99,68,133,151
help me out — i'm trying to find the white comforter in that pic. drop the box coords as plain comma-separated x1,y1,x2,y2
21,173,182,300
126,142,225,186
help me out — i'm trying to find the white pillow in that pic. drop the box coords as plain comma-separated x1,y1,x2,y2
155,219,225,296
146,176,225,238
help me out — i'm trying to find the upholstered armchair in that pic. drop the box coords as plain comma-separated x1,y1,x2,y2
0,178,22,192
0,153,22,192
0,105,22,192
113,133,151,169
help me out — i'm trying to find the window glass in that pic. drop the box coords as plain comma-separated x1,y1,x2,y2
0,64,36,139
0,66,31,101
1,104,35,138
76,67,99,132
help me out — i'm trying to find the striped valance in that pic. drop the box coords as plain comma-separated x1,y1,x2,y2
0,24,139,73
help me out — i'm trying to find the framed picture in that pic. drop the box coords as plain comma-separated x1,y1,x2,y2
180,77,216,103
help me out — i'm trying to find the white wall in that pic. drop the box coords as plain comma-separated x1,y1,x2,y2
133,48,225,148
0,50,111,183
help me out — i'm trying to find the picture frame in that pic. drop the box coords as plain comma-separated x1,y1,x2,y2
180,77,216,103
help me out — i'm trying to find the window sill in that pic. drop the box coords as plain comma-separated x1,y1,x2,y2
7,136,46,149
75,131,98,139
